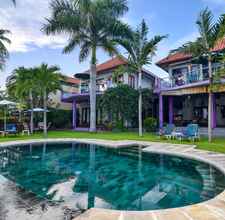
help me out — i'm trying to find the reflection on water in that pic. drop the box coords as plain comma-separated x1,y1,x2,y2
0,143,225,211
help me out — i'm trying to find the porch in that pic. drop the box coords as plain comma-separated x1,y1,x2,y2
158,91,225,132
61,92,104,130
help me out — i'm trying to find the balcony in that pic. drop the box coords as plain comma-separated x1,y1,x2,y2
80,82,113,94
156,63,224,91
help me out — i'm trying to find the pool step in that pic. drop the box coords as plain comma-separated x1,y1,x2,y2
118,146,142,158
196,164,220,200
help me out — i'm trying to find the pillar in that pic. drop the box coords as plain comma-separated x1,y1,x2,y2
159,94,163,129
169,96,173,124
72,99,77,129
212,94,217,129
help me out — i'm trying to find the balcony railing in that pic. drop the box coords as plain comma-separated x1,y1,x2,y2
80,82,114,94
156,63,224,90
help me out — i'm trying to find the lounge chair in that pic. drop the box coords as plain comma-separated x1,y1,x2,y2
159,124,175,139
177,124,200,141
37,122,52,130
5,124,18,135
22,123,30,136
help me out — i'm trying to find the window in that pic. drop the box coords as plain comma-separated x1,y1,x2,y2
172,67,188,86
128,75,135,88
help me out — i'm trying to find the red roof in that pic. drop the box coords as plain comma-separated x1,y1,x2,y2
80,56,156,78
157,38,225,66
63,76,80,84
95,57,127,73
156,52,192,66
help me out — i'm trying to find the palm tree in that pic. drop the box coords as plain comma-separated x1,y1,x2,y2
0,30,11,70
43,0,130,132
35,63,62,137
7,67,36,134
116,20,166,136
175,8,225,142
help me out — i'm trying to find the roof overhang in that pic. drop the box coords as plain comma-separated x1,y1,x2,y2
74,72,90,80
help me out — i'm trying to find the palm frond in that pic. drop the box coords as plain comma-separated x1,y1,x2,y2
141,35,167,65
140,19,148,42
11,0,16,6
79,42,91,62
63,36,80,54
196,8,215,49
212,13,225,42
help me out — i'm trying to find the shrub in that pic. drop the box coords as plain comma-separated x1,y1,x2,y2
112,120,127,132
48,108,72,129
144,117,157,132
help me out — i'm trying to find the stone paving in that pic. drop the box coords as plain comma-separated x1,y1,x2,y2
0,138,225,220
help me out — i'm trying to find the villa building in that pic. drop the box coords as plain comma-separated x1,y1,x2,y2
62,57,158,130
50,76,80,110
155,38,225,131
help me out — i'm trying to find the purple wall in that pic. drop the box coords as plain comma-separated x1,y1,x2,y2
159,94,163,128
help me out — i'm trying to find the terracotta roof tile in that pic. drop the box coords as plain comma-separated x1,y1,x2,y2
95,57,127,73
63,76,80,84
157,38,225,66
81,56,156,78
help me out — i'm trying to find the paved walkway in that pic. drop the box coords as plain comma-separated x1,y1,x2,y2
0,139,225,220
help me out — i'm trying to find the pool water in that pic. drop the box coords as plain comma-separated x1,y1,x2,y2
0,142,225,211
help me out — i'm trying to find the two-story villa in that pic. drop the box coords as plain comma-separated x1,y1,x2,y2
155,38,225,134
62,57,158,130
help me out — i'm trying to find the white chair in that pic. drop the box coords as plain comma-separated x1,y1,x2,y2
22,123,30,136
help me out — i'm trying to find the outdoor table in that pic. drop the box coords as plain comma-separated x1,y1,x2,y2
171,131,183,140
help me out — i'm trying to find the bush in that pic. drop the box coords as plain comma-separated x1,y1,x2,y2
144,117,157,132
112,120,127,132
48,108,72,129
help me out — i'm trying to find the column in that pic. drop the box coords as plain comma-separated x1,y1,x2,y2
199,64,203,81
212,94,217,129
72,99,77,130
159,94,163,129
169,96,173,124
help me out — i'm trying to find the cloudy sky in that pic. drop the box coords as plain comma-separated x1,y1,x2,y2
0,0,225,89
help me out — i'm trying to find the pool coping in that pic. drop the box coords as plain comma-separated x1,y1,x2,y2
1,138,225,220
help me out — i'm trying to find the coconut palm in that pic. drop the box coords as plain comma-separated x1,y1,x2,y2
35,63,62,137
116,20,166,136
175,8,225,142
7,67,36,134
0,30,11,70
43,0,130,132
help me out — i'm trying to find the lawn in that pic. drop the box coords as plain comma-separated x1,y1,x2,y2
0,130,224,153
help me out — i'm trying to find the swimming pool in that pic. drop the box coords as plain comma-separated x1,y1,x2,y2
0,142,224,211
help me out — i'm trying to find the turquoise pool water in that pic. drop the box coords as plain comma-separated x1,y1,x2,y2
0,142,225,211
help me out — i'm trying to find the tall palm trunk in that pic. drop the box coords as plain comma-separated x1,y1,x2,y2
43,89,47,138
208,56,213,142
89,47,97,132
29,89,34,134
138,69,143,137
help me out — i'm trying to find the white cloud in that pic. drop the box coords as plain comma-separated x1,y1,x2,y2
0,0,67,53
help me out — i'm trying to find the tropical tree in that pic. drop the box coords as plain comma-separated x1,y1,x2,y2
43,0,130,132
116,20,166,136
174,8,225,142
7,67,37,133
0,0,16,70
34,63,62,137
99,84,138,128
0,30,11,70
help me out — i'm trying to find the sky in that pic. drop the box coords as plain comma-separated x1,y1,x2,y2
0,0,225,89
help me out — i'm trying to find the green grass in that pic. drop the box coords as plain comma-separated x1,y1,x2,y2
0,130,224,153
